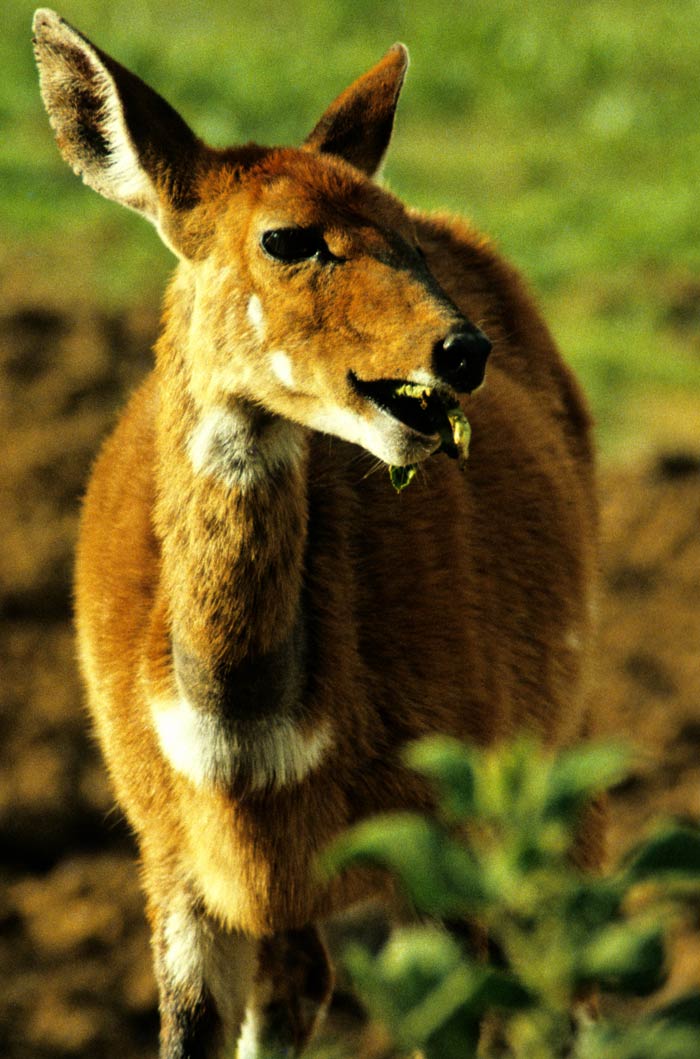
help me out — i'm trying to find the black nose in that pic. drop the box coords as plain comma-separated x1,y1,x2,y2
433,328,492,393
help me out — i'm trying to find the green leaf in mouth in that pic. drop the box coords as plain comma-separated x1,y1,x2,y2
389,463,419,492
393,383,433,400
443,405,472,468
388,388,472,493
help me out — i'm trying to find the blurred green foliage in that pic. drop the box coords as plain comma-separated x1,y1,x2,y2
5,0,700,456
324,737,700,1059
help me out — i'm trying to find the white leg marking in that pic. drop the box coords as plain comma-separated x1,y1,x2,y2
161,904,256,1045
162,905,205,993
269,350,296,390
236,947,329,1058
151,696,334,791
246,294,266,339
187,406,305,490
237,1005,264,1059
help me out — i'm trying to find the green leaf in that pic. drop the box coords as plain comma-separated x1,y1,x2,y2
441,406,471,467
544,743,629,822
580,1017,700,1059
467,966,533,1014
367,926,464,1013
346,927,529,1059
389,463,418,492
625,824,700,885
322,812,484,915
651,989,700,1029
564,880,623,935
578,922,667,996
423,1014,481,1059
497,741,539,808
401,964,527,1043
342,928,472,1054
404,736,478,820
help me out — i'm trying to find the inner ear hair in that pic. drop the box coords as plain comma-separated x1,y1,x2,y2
33,8,201,226
304,43,409,177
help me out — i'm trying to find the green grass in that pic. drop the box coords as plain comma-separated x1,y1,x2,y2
5,0,700,458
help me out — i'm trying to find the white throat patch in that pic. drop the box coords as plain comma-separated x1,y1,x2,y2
188,406,305,490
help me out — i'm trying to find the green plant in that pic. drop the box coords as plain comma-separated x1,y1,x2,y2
324,738,700,1058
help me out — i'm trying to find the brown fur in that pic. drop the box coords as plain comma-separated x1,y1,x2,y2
34,8,600,1056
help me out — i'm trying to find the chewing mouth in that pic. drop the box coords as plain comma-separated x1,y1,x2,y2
348,371,472,492
349,372,452,438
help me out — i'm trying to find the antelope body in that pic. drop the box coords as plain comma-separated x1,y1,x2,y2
34,9,600,1057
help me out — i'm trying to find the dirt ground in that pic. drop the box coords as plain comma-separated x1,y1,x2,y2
1,305,698,1057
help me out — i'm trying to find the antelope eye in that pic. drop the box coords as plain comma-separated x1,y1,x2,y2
261,227,329,263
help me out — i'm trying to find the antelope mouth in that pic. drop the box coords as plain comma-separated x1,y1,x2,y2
349,372,453,439
348,371,472,492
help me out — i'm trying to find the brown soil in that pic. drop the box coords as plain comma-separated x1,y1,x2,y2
1,306,699,1057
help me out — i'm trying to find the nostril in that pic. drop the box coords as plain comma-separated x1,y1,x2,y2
442,329,492,365
433,328,492,393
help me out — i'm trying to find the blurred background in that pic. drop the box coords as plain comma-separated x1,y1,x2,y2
1,1,699,1056
5,0,700,456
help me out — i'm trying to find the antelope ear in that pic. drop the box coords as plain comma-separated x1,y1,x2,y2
304,44,409,177
32,8,202,251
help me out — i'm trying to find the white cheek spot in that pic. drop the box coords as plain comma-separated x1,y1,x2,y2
247,294,266,339
269,350,296,390
151,696,334,791
187,406,305,491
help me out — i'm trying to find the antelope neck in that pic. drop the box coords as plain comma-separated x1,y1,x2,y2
155,376,310,720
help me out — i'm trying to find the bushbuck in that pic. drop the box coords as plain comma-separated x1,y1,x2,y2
34,8,601,1057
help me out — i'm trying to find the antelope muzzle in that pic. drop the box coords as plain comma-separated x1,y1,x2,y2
433,327,492,394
